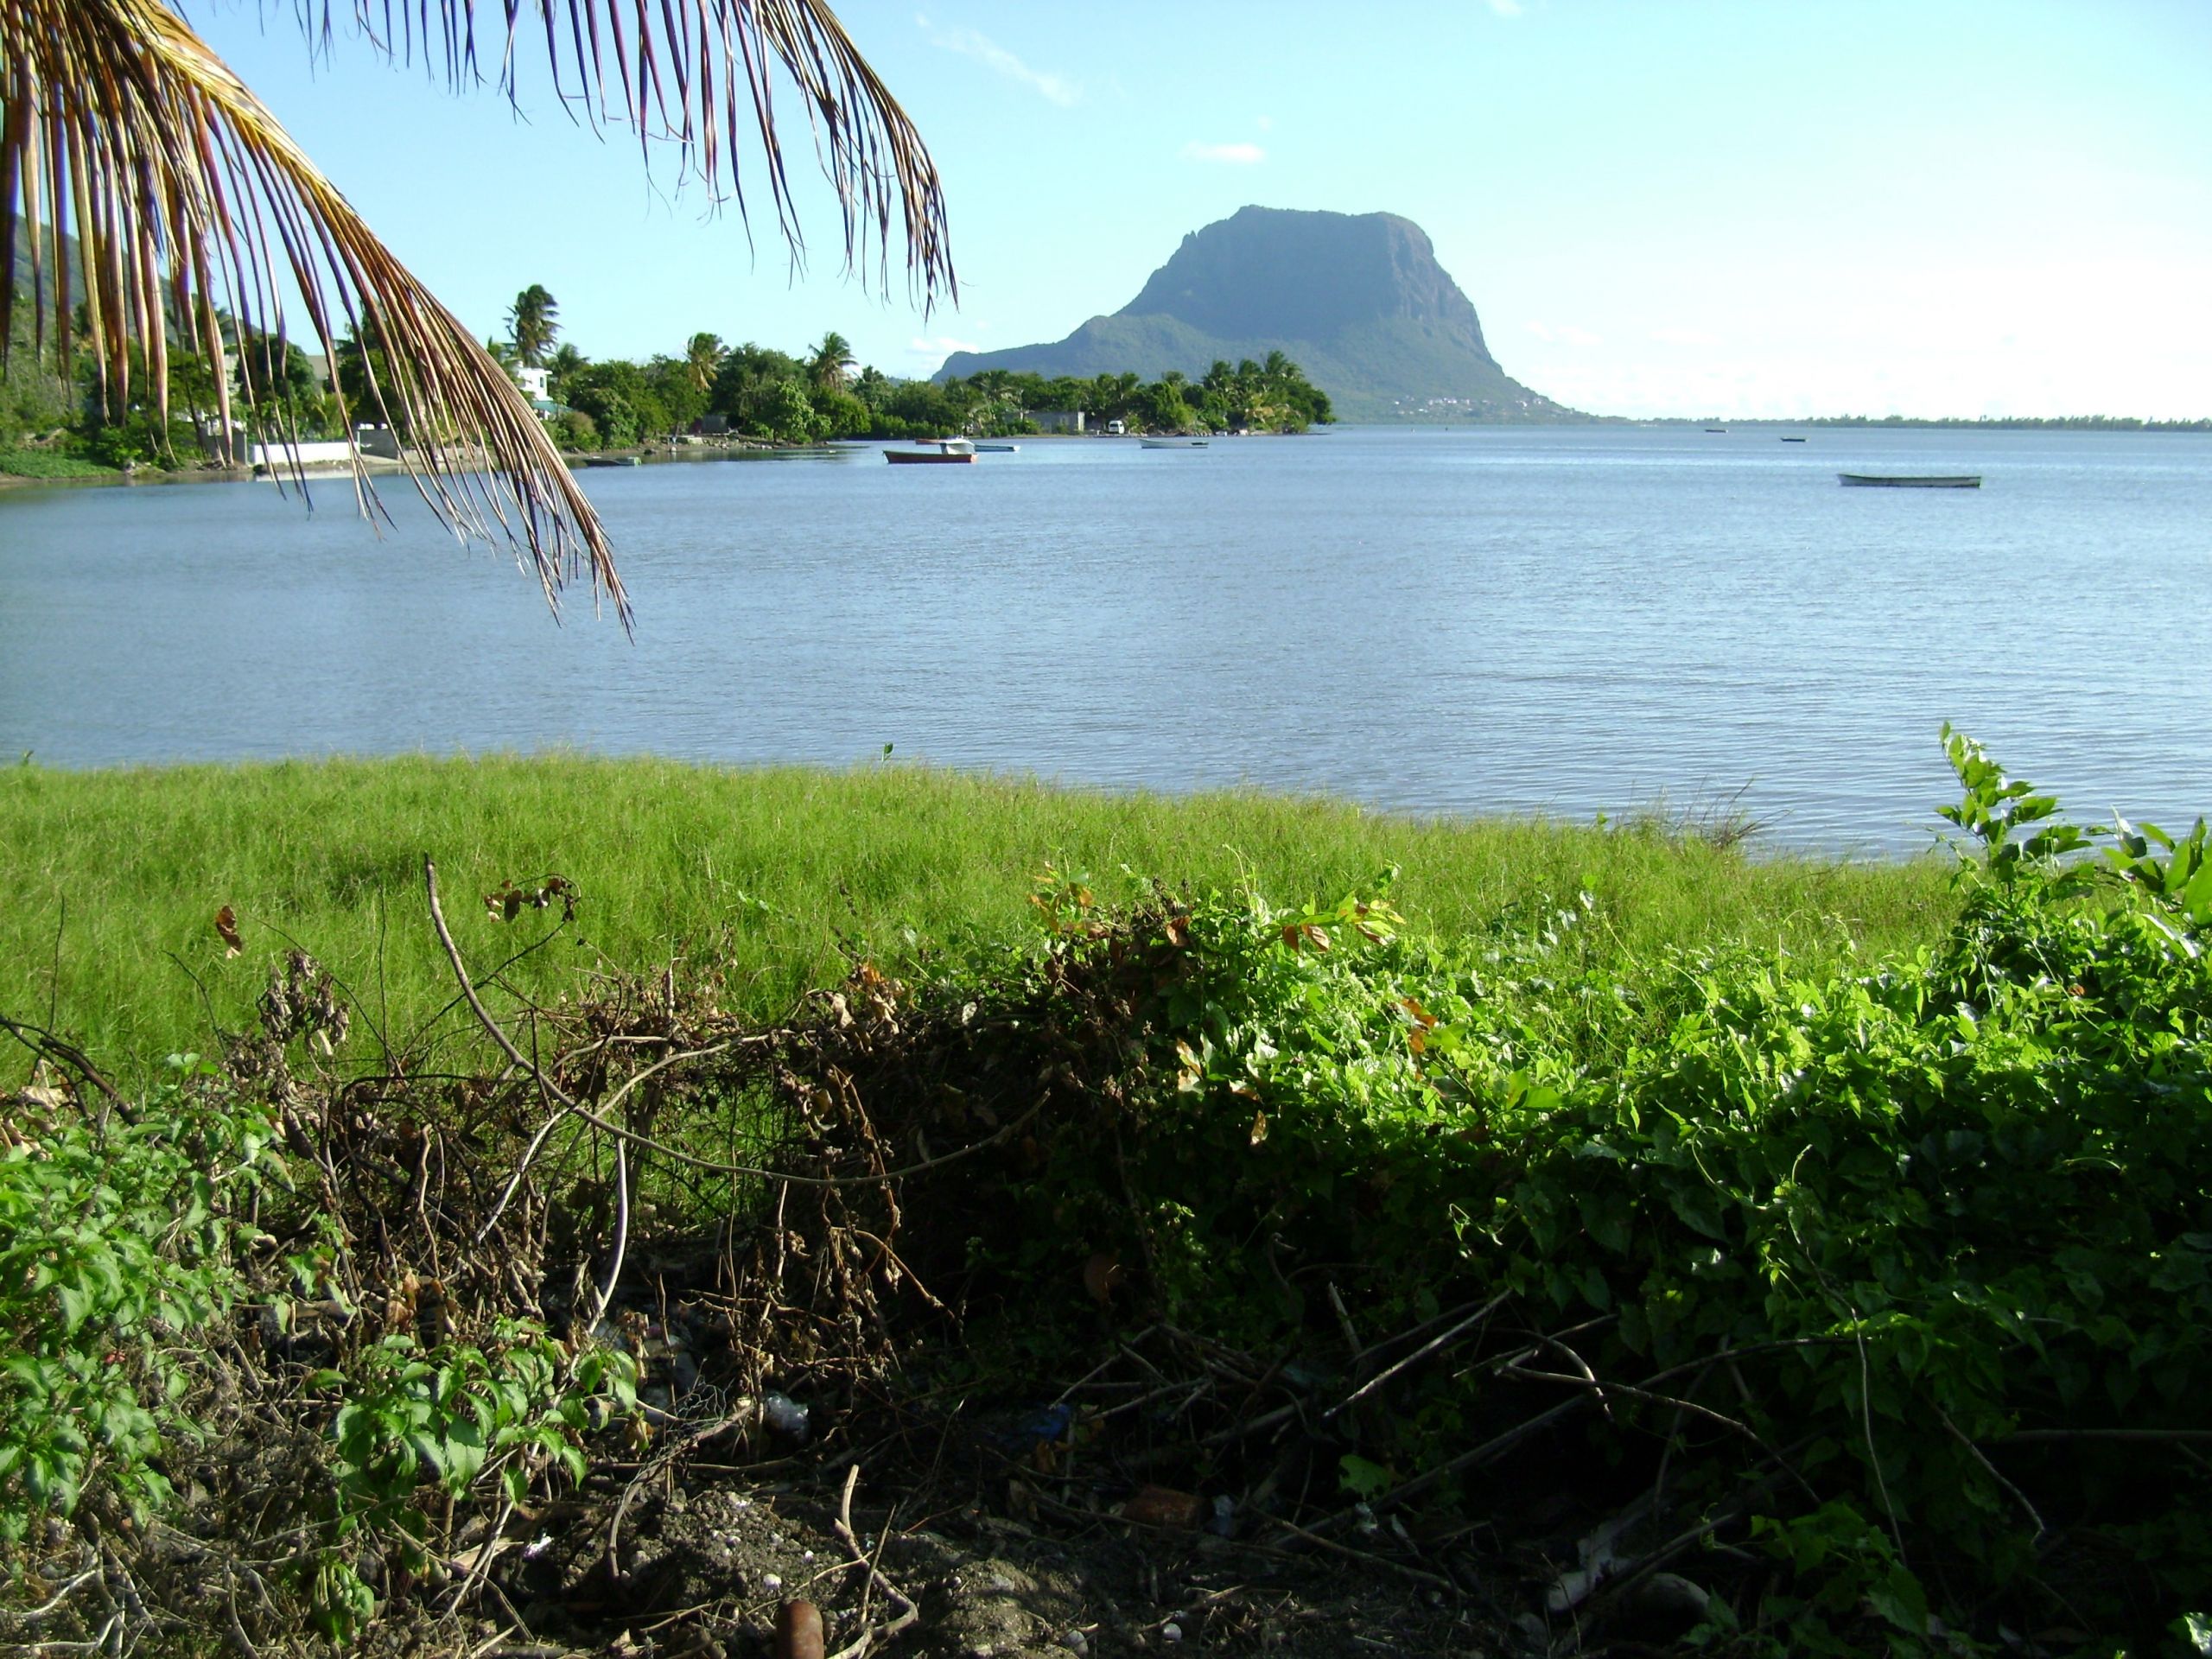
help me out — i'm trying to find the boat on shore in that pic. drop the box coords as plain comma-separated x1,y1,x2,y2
886,437,976,465
1839,473,1981,488
1140,437,1210,449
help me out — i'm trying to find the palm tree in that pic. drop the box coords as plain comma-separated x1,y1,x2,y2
1,3,954,622
506,286,560,368
546,344,589,402
683,333,727,396
807,330,857,393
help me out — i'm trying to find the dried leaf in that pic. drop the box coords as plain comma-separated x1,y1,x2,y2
214,904,244,956
1249,1109,1269,1147
1083,1253,1125,1305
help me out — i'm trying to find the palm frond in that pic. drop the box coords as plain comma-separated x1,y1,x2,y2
3,0,625,619
316,0,957,302
1,0,956,620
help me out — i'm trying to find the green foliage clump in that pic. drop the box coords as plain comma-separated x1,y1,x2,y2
956,735,2212,1648
0,1063,277,1538
0,447,115,479
305,1325,637,1641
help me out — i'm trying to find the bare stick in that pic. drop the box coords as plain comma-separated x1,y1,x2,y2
1262,1512,1457,1592
1937,1408,2044,1544
826,1465,918,1659
1318,1395,1591,1529
432,857,1046,1192
589,1139,631,1329
1325,1292,1511,1423
476,1040,729,1243
0,1009,124,1107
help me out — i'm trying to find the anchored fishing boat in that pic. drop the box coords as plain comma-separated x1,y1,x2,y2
886,437,976,465
1839,474,1981,488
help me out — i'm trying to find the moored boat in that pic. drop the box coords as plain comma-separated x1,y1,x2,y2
886,437,977,465
1838,473,1981,488
1139,437,1210,449
974,442,1020,452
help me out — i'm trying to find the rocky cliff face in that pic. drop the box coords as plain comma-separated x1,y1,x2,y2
937,207,1573,422
1123,208,1491,356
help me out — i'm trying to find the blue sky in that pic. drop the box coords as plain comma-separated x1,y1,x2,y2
191,1,2212,419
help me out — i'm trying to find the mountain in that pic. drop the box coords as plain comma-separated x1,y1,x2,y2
935,207,1575,422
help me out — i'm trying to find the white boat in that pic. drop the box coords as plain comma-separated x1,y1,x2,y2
886,437,976,465
1139,437,1210,449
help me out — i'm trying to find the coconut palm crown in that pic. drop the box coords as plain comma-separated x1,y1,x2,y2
0,0,956,623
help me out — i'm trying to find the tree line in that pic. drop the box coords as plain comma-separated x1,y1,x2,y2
500,286,1332,447
0,283,1333,472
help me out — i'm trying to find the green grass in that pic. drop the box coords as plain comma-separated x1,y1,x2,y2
0,755,1955,1075
0,448,118,480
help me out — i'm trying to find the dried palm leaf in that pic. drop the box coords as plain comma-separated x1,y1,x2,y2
0,0,956,622
316,0,956,301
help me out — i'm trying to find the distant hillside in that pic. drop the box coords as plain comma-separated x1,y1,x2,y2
938,207,1576,422
7,220,84,322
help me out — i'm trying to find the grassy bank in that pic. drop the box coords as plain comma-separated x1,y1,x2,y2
0,447,119,480
0,755,1953,1071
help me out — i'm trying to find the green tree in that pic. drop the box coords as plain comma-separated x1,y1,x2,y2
546,344,589,404
505,286,559,369
746,378,823,442
683,332,727,396
807,330,856,393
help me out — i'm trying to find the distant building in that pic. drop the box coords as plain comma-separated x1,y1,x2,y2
1028,409,1084,435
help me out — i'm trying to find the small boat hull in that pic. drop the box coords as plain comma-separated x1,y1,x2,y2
1140,438,1210,449
886,450,976,464
1838,474,1981,488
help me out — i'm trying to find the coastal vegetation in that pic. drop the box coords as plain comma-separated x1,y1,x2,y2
0,309,1332,471
3,742,2207,1652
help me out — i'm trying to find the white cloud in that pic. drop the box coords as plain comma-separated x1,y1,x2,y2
1183,141,1267,165
1485,0,1523,16
910,335,982,359
918,20,1078,106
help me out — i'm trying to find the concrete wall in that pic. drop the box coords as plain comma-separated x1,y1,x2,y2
250,427,401,470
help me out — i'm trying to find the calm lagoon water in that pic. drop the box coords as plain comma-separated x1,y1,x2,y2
3,424,2209,853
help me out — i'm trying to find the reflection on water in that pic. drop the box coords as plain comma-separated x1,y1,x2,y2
3,425,2209,852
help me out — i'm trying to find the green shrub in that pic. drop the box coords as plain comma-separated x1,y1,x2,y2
951,735,2212,1647
0,1063,278,1539
0,447,117,480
